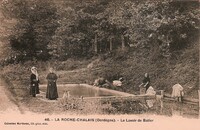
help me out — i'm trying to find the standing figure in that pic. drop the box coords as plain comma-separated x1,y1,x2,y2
171,83,184,102
139,73,151,94
46,67,58,100
30,66,40,97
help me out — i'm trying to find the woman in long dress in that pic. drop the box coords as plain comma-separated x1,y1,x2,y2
30,66,40,97
46,67,58,100
171,83,184,102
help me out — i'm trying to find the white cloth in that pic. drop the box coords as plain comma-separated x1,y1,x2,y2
112,80,122,87
93,79,99,86
171,83,184,98
146,86,156,95
146,86,156,108
31,66,39,81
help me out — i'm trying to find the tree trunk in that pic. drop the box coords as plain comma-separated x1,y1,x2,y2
109,37,113,51
121,35,125,50
94,34,97,53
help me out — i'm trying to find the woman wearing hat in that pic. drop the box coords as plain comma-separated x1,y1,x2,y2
30,66,40,97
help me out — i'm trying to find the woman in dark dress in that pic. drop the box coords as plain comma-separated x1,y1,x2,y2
30,66,40,97
46,67,58,100
139,73,150,93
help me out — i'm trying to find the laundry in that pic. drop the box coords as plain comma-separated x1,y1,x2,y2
171,83,184,98
146,86,156,108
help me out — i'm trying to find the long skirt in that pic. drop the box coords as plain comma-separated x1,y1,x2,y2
36,85,40,94
30,86,36,97
30,84,39,97
46,83,58,100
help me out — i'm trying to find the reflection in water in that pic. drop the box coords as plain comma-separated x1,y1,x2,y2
40,85,199,118
159,101,199,119
94,87,99,97
63,85,114,97
171,105,183,117
40,85,116,98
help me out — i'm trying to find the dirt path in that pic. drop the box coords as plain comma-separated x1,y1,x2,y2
0,78,66,115
0,79,22,114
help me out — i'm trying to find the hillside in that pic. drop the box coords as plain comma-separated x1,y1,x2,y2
2,38,198,100
50,37,199,98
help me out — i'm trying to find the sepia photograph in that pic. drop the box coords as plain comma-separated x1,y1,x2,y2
0,0,199,130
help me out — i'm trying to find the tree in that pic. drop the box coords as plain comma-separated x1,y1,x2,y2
1,0,199,62
1,0,59,61
48,6,78,59
108,0,199,56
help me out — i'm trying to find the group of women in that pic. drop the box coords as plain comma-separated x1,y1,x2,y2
30,65,151,100
30,67,58,100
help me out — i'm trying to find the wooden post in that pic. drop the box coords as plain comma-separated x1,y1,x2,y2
198,90,200,119
160,90,164,113
179,91,183,103
94,34,98,53
121,35,125,50
160,90,164,98
198,90,200,103
109,37,113,51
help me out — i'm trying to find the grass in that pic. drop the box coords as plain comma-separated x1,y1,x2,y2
0,39,199,115
1,40,199,98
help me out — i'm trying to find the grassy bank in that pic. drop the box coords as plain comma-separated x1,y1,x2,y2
1,39,199,99
0,38,199,115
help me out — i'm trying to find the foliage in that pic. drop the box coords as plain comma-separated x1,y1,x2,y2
59,97,149,115
1,0,59,61
0,0,199,61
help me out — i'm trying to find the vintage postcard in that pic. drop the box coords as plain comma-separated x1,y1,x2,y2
0,0,199,130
